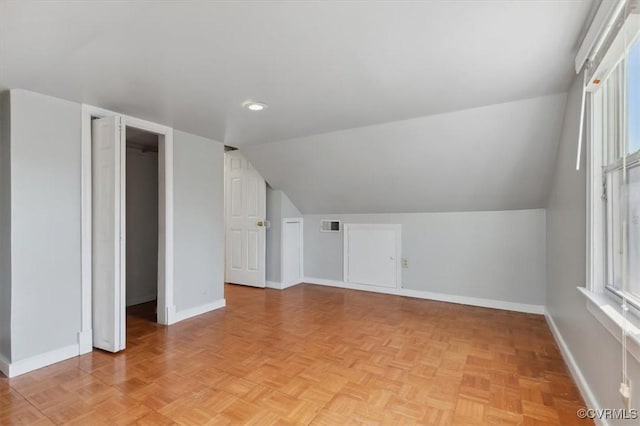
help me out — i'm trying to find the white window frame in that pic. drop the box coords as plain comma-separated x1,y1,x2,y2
583,14,640,362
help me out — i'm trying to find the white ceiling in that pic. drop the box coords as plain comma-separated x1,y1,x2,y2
0,1,595,146
243,93,568,214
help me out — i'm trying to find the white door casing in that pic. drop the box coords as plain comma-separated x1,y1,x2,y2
282,218,303,286
225,151,266,287
82,104,175,357
91,116,126,352
343,224,401,288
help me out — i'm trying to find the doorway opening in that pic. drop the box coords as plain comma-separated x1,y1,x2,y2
124,127,159,328
81,105,175,355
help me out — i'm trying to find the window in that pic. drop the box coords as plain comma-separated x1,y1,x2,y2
591,34,640,304
583,5,640,373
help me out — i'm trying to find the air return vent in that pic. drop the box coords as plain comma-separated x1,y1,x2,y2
320,220,341,233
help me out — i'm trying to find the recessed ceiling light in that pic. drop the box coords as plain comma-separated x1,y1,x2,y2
243,101,268,111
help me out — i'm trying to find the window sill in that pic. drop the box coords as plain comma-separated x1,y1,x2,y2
578,286,640,363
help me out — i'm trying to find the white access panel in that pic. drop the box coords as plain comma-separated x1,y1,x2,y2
282,219,303,286
343,224,401,288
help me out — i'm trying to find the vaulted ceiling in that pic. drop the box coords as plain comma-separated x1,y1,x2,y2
1,1,594,146
243,93,568,214
0,1,596,213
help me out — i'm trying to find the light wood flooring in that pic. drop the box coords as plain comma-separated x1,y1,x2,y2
1,283,591,425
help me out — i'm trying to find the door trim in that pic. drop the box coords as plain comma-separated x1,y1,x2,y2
281,218,304,287
80,104,175,353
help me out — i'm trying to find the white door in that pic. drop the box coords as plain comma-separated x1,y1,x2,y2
344,224,401,288
282,219,303,285
92,116,126,352
225,151,266,287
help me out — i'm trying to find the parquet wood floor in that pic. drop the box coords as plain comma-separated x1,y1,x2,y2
1,283,591,425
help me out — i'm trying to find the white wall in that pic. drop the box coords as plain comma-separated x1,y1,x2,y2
125,146,158,306
9,89,82,362
0,89,226,375
173,130,225,312
266,187,302,284
546,75,640,418
281,190,302,218
243,94,567,215
0,91,11,363
304,209,546,306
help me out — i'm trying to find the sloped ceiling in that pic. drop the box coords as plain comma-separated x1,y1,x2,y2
0,1,593,146
0,1,594,214
243,94,568,214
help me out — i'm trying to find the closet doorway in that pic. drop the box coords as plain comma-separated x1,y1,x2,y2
124,128,159,327
81,105,175,354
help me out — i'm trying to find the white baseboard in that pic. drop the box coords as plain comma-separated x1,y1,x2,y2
266,280,302,290
163,304,177,326
1,299,224,378
173,298,226,323
126,293,157,307
4,344,79,378
401,287,545,315
266,281,282,289
303,277,545,315
544,310,605,426
0,352,9,378
282,280,303,289
78,329,93,355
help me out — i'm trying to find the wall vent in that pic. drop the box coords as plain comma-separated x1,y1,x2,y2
321,220,341,233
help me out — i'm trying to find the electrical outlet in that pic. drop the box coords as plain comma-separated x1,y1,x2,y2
402,258,408,269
